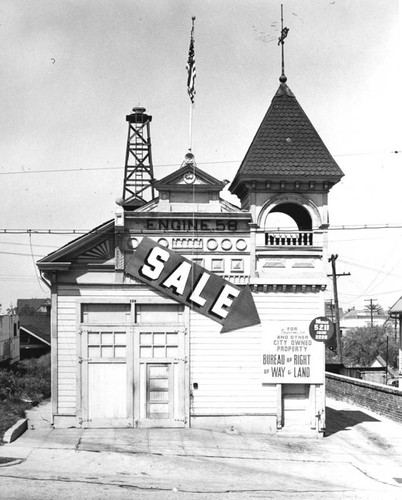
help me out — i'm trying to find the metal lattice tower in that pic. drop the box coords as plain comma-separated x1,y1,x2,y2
122,107,155,206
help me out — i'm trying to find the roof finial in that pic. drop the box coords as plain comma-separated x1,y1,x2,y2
278,4,289,83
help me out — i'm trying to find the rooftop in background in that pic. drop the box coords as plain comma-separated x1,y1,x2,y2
341,307,387,321
20,315,50,345
16,298,51,315
16,298,51,345
390,296,402,315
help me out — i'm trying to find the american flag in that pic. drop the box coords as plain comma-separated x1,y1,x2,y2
186,17,196,104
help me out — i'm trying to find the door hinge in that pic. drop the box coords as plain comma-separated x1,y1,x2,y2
78,417,92,425
174,356,187,363
78,356,91,364
174,417,187,423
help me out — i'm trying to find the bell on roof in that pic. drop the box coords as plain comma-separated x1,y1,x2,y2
183,151,196,166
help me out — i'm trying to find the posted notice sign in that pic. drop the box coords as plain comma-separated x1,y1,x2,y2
262,322,324,384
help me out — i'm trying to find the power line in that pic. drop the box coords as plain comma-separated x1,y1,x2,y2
0,250,43,257
3,223,402,234
0,161,236,176
0,241,59,248
0,151,400,176
329,224,402,231
0,276,38,282
0,229,88,235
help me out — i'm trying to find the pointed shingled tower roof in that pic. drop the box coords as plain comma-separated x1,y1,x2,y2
229,80,344,196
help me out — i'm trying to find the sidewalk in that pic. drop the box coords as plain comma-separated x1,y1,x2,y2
0,398,401,498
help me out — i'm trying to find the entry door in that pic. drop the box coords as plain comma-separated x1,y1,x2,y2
147,364,172,419
80,327,133,427
282,384,310,430
136,326,186,427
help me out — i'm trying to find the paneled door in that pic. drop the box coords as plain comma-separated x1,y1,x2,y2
282,384,310,430
80,326,133,427
135,325,186,427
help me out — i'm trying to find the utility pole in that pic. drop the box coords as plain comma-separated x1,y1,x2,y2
385,335,389,385
329,299,335,323
364,298,378,329
328,254,350,364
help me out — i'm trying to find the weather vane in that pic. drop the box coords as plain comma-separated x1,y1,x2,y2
277,4,289,82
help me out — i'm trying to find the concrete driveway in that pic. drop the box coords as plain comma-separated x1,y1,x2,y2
0,397,401,499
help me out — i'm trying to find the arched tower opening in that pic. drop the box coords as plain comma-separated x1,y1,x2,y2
267,202,312,231
262,200,316,247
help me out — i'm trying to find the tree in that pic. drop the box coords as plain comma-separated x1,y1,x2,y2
343,325,398,368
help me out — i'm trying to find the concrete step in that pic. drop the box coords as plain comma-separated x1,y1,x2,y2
25,400,52,430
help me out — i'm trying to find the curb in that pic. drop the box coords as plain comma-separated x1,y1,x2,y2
3,418,28,444
0,458,24,468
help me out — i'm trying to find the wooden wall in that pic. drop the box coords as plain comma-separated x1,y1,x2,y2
55,283,325,429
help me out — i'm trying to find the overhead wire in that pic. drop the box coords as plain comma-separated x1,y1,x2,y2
0,250,44,257
0,150,400,176
3,223,402,234
0,241,59,249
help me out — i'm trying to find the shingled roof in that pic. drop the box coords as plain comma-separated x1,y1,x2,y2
20,315,50,344
230,81,344,194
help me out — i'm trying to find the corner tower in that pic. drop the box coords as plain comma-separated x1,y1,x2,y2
229,73,344,280
229,76,343,212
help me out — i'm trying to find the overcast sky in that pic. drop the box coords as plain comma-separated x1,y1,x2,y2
0,0,400,313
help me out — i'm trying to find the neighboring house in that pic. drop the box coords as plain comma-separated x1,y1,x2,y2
16,298,51,316
16,299,51,359
0,314,20,366
327,355,397,386
368,355,398,384
340,307,387,335
389,296,402,387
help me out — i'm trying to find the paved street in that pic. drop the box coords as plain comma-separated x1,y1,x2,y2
0,398,402,499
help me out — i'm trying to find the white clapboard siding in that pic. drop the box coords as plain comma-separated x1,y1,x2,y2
190,291,323,415
57,293,78,414
189,307,271,414
55,282,325,420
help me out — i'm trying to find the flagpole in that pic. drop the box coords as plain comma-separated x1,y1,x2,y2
186,16,196,152
281,4,285,78
189,100,193,153
278,5,289,82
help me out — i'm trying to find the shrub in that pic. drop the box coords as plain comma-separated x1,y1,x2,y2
1,354,51,402
0,371,21,400
16,354,51,379
0,355,51,443
17,354,51,401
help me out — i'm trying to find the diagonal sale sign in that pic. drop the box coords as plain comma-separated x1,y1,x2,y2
125,237,260,333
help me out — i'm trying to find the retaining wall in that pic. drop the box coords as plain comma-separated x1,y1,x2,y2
326,372,402,423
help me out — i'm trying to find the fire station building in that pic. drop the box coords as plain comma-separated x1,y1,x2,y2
38,74,343,435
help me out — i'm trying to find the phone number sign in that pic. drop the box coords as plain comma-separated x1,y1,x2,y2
309,317,335,342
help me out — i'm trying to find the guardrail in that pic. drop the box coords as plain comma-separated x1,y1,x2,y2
265,231,313,246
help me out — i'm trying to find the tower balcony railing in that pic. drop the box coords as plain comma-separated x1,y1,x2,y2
264,231,314,247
